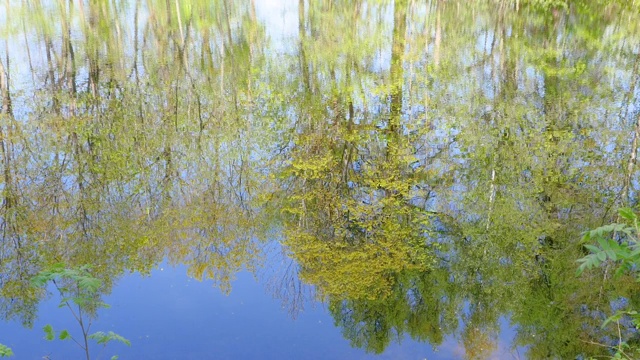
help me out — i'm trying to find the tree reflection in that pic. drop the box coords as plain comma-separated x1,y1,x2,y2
1,0,640,358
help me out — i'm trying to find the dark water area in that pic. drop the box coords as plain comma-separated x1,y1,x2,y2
1,0,640,358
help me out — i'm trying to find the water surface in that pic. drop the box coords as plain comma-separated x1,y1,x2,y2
0,0,640,359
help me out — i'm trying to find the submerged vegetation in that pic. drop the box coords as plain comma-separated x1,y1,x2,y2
0,0,639,358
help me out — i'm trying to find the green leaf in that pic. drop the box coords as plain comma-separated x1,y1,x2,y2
583,244,600,253
587,224,628,239
43,324,55,341
97,302,111,309
577,251,607,275
111,356,119,360
618,208,637,221
59,330,70,340
629,247,640,258
72,296,90,307
576,262,588,275
78,277,102,293
597,238,610,251
614,265,628,278
89,331,131,347
602,312,623,328
0,343,13,357
59,296,73,307
30,275,48,288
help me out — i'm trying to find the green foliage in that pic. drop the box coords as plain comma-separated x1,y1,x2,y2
0,0,639,358
578,208,640,358
31,264,129,360
577,208,640,277
0,344,13,357
602,310,639,329
522,0,568,10
31,263,103,295
31,263,106,315
42,324,71,342
88,332,131,347
43,324,55,341
59,329,71,341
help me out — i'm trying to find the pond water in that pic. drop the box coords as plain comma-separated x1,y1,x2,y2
0,0,640,359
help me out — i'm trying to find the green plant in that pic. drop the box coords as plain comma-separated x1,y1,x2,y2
30,263,130,360
578,208,640,359
577,208,640,277
0,343,13,357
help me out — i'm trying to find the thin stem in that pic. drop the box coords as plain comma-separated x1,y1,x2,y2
617,320,623,353
68,334,85,349
580,339,633,360
76,283,91,360
52,279,91,360
52,280,81,324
